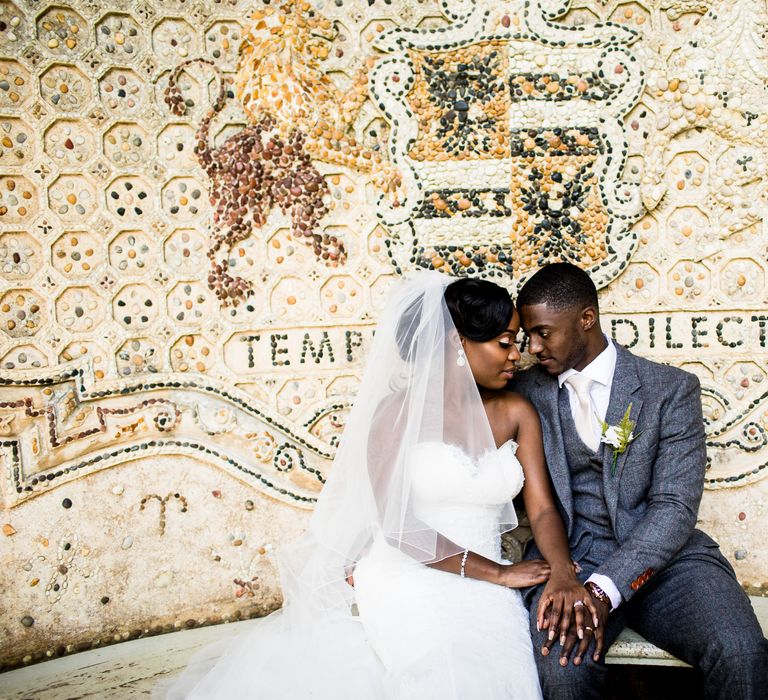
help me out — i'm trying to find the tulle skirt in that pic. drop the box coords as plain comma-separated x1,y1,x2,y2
158,539,542,699
156,610,386,699
354,537,542,699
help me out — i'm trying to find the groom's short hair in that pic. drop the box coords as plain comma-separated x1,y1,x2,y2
517,262,599,313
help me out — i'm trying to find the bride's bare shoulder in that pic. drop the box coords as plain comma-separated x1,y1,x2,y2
491,389,536,414
488,390,540,437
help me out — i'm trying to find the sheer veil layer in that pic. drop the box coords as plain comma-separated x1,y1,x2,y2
159,271,519,698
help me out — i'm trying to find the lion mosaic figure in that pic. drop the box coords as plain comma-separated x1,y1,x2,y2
237,0,401,194
164,0,402,307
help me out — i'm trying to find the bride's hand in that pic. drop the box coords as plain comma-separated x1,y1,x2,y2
496,559,551,588
536,573,599,649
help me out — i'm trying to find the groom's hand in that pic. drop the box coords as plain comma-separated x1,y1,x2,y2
545,590,609,665
571,592,610,665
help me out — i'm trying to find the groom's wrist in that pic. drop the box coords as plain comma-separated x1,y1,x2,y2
584,581,609,606
586,573,621,610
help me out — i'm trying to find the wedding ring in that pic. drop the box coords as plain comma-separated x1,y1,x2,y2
584,626,594,632
573,600,584,608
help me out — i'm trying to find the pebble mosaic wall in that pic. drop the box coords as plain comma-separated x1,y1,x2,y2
1,0,767,670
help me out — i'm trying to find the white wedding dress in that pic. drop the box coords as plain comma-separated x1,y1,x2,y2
353,439,543,699
161,439,543,700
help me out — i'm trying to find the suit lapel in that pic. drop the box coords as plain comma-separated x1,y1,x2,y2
533,372,574,530
601,345,643,522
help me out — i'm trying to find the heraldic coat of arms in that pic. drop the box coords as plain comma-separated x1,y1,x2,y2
370,0,645,289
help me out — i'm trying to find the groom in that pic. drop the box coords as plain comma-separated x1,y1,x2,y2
512,262,768,699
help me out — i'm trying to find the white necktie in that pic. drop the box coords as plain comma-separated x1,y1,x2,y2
565,374,599,451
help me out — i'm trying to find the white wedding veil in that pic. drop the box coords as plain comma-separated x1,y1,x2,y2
160,271,518,698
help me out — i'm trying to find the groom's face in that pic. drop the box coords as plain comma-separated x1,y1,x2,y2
518,303,590,376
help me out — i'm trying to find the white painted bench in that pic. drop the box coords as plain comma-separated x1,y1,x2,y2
1,597,766,698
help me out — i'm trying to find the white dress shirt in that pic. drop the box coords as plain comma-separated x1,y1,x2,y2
557,337,622,610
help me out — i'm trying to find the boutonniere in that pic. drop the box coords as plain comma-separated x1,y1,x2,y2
600,404,640,476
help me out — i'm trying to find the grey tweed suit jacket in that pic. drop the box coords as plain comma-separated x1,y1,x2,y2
513,343,719,602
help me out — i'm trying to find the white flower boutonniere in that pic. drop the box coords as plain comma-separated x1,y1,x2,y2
600,404,640,476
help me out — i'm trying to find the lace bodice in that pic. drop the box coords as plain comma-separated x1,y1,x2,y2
408,440,524,560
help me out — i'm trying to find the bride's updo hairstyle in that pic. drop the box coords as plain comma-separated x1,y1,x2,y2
444,277,514,341
394,277,513,361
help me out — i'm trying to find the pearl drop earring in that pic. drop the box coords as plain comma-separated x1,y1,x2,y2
456,346,466,367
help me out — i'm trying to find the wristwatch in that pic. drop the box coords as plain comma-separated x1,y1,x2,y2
585,581,611,609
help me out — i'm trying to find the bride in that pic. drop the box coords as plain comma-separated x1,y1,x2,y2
161,272,596,699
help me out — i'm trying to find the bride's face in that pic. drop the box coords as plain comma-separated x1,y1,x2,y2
461,309,522,390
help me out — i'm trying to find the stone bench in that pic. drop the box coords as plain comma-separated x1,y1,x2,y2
1,597,766,698
605,595,768,667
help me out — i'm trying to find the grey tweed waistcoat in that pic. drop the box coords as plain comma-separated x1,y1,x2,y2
558,387,619,568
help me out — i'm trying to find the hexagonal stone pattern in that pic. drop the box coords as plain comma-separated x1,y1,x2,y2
0,3,27,52
40,63,91,111
157,123,196,168
270,277,315,321
151,18,198,61
0,116,32,165
103,122,150,167
161,177,205,220
166,281,213,324
44,119,95,166
55,286,104,333
163,228,206,274
95,13,144,60
0,288,44,337
668,260,711,300
48,174,97,222
52,230,102,277
112,283,159,329
170,333,214,372
36,6,89,56
0,231,41,278
105,176,152,220
98,67,145,116
0,59,30,109
203,21,242,70
1,343,48,369
116,336,161,375
320,275,364,318
109,229,154,274
0,175,35,223
60,340,108,379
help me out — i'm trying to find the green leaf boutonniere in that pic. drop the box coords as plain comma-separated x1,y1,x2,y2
600,404,640,476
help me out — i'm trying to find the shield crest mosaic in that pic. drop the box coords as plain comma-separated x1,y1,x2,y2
371,0,645,288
